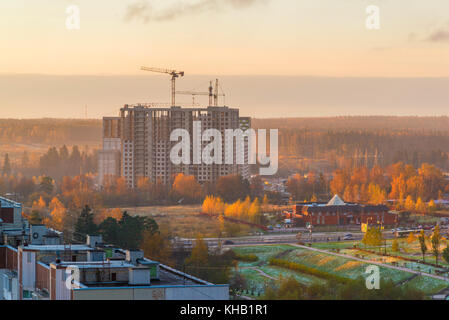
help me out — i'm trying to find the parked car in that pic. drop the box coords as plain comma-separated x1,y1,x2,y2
223,240,234,245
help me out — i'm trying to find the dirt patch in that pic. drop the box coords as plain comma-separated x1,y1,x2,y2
317,256,335,266
335,261,362,271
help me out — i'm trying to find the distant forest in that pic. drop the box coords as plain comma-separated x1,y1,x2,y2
0,119,102,145
1,116,449,174
254,116,449,173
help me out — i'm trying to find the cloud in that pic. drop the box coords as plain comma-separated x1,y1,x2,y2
123,0,266,23
424,28,449,43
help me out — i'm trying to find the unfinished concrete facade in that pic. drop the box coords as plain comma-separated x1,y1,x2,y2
99,105,251,188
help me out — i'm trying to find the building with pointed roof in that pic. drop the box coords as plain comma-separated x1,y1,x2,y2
326,194,345,206
292,195,396,227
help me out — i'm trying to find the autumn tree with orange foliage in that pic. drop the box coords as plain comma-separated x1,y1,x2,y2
94,208,123,225
59,174,101,210
44,197,67,230
202,195,225,215
286,172,327,201
203,196,263,224
171,173,202,203
328,162,447,208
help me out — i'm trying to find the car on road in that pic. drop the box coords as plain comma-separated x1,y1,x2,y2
343,234,353,240
223,240,234,245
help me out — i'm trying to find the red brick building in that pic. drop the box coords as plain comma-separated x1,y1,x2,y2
292,195,397,227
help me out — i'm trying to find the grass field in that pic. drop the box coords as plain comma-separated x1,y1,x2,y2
124,205,255,238
233,245,326,297
283,247,411,283
123,205,223,238
231,243,449,296
404,275,449,294
314,238,449,270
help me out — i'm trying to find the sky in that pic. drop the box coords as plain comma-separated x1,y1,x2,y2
0,0,449,118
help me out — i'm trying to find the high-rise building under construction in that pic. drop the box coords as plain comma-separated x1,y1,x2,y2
98,104,251,188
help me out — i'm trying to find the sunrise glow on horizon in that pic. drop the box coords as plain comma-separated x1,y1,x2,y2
1,0,448,77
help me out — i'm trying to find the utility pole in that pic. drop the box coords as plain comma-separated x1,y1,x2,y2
308,216,313,246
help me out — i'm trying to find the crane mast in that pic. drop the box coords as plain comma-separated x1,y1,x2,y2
140,66,185,106
176,80,225,106
214,79,219,106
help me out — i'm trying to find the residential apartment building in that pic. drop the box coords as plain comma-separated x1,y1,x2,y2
0,196,62,247
1,237,228,300
0,197,228,300
99,105,251,188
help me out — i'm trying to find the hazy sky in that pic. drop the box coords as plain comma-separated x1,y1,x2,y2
0,0,449,117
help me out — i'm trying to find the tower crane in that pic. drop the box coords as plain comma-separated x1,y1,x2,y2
140,66,185,106
176,80,225,106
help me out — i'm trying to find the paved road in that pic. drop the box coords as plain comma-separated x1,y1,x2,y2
180,230,405,247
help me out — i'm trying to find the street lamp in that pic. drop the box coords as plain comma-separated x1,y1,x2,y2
308,215,313,246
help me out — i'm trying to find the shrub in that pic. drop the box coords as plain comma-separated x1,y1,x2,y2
235,253,259,262
268,258,351,284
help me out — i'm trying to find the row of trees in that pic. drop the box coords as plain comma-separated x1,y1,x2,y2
273,120,449,170
261,276,425,300
363,225,448,266
39,145,97,179
100,173,254,207
416,227,447,266
202,195,269,224
5,117,449,170
3,171,260,215
326,162,447,207
181,236,238,285
0,119,101,145
286,172,327,201
74,205,159,250
8,164,447,223
286,162,448,210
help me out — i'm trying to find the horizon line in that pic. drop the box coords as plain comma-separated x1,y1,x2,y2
2,115,449,121
2,73,449,79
